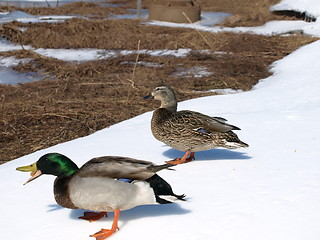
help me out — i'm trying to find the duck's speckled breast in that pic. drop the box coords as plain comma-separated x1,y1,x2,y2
151,108,212,152
151,108,175,140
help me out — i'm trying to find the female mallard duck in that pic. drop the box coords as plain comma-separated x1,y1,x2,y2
144,85,249,165
16,153,185,240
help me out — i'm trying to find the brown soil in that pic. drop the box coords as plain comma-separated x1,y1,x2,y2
0,1,317,163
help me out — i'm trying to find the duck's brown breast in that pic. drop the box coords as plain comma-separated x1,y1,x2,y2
54,176,78,209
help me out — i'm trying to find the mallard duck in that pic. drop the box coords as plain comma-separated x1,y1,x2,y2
144,85,249,164
16,153,185,240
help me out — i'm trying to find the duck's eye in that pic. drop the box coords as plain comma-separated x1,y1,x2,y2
156,86,166,92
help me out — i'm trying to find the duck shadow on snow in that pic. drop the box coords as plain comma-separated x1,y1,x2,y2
163,147,251,161
48,202,190,226
117,204,190,228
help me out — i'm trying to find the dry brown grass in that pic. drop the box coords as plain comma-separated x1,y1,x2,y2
195,0,296,26
0,0,317,163
0,2,129,19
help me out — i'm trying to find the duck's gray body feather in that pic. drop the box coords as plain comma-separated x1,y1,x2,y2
54,156,182,212
78,156,171,180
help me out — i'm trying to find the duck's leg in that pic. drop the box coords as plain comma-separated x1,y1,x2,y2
186,152,195,162
79,211,108,222
90,209,120,240
166,151,195,165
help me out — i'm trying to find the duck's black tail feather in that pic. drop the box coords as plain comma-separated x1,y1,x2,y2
146,174,186,204
147,163,175,173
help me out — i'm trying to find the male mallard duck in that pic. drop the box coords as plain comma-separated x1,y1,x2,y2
16,153,185,240
144,85,249,165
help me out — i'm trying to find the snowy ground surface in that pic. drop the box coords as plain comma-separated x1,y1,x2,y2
271,0,320,18
0,10,77,24
0,0,86,7
148,13,320,37
1,0,320,240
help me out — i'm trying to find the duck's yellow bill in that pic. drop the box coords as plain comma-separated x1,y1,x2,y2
16,162,42,185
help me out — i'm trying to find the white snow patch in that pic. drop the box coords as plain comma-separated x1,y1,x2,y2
31,48,210,62
271,0,320,18
209,88,244,95
0,38,30,52
0,10,78,24
121,61,163,68
173,66,213,78
0,56,31,67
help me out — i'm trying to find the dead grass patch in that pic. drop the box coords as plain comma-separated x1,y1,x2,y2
0,0,317,163
0,2,129,19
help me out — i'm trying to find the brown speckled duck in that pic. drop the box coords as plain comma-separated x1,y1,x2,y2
16,153,185,240
144,85,249,165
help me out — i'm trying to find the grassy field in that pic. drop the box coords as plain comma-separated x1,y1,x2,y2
0,0,316,163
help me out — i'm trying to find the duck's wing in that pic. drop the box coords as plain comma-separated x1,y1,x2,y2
78,156,172,180
173,110,241,133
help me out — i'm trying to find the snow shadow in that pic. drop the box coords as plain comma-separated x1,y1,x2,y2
62,203,190,228
47,204,64,212
47,199,190,220
162,147,251,161
118,204,190,228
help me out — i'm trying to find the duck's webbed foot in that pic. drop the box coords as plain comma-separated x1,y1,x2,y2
90,209,120,240
79,211,108,222
90,228,118,240
166,151,195,165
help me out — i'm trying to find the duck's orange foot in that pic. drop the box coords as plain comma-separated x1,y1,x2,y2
166,152,195,165
166,158,186,165
185,154,195,162
79,211,108,222
90,228,119,240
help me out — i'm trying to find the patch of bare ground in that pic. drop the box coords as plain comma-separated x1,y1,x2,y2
197,0,297,27
0,0,317,163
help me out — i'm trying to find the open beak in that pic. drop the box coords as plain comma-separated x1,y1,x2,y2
16,162,42,185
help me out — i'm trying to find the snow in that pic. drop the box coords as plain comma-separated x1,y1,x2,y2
0,0,85,4
31,48,209,61
149,18,320,37
0,66,43,84
0,10,78,24
208,88,243,95
0,56,31,67
0,38,29,52
271,0,320,18
173,66,213,78
0,54,45,84
3,0,80,1
147,0,320,37
0,56,38,84
1,0,320,239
